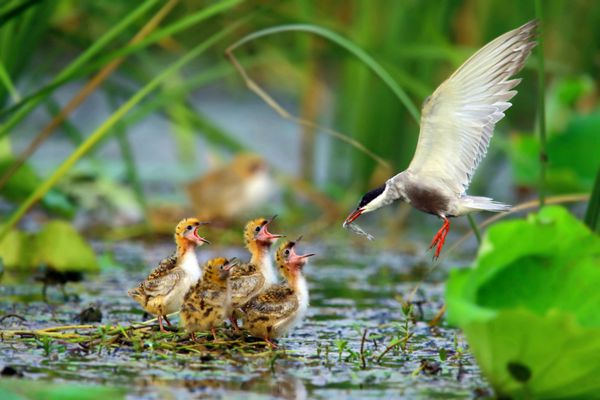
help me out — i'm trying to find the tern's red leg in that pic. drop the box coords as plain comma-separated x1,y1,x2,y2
163,315,172,326
429,217,450,259
158,315,169,333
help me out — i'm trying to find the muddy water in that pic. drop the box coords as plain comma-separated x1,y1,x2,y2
0,241,489,399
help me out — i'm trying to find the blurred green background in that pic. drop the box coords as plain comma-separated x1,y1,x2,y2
0,0,598,256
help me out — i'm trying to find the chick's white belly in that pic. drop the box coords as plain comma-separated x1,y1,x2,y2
163,277,195,314
275,278,309,337
274,305,307,337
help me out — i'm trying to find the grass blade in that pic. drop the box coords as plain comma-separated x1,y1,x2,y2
535,1,548,207
0,0,160,138
0,23,240,239
109,94,150,222
584,169,600,233
0,0,43,26
228,23,420,125
0,0,177,190
0,60,20,102
0,0,243,125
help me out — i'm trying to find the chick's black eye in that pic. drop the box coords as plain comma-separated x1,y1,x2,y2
284,249,290,256
255,226,261,232
187,225,193,231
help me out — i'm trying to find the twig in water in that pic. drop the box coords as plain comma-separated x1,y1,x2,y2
360,328,368,369
429,304,446,327
376,334,413,364
0,313,27,323
225,31,391,170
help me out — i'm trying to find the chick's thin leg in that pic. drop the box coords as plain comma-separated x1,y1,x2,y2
163,315,172,326
158,315,169,333
229,312,240,331
264,337,278,349
190,332,200,342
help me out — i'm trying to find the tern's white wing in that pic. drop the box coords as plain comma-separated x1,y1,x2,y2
407,20,537,196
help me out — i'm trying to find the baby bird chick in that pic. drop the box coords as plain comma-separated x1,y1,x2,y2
242,239,314,347
228,217,283,329
128,218,209,332
180,257,238,340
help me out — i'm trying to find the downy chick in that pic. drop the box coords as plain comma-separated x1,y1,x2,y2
228,217,283,328
128,218,209,332
180,257,238,340
242,239,314,347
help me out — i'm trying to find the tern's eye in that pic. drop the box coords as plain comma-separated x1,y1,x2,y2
187,225,193,231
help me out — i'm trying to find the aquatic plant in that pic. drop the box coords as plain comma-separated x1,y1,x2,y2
446,206,600,398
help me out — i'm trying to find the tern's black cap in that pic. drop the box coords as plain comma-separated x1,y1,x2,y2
359,184,385,207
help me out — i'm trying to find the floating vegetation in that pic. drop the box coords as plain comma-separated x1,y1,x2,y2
0,247,488,398
1,321,283,359
447,206,600,398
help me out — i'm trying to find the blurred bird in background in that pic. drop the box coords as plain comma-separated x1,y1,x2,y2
186,153,274,224
149,153,275,232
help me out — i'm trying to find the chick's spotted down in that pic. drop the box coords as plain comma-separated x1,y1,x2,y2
180,257,238,340
242,239,314,347
128,218,209,332
228,217,283,328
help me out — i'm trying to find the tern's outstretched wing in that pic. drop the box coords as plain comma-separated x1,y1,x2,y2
407,20,537,195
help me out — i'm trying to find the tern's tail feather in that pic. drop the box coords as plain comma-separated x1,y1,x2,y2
459,195,511,213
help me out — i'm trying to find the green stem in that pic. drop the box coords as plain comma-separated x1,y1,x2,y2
467,214,481,244
227,23,421,125
0,0,160,139
535,1,548,207
584,168,600,233
0,61,20,102
0,25,238,240
109,94,150,222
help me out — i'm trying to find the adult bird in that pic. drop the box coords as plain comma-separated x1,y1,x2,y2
344,20,537,258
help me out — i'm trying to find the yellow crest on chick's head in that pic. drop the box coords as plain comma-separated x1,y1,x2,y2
202,257,232,283
275,240,295,270
174,218,201,240
173,218,210,254
243,218,268,245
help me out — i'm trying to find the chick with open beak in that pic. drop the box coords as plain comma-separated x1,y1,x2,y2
225,217,285,330
242,239,314,348
128,218,209,333
242,216,284,285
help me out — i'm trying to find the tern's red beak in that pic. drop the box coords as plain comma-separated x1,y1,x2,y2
343,207,364,226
